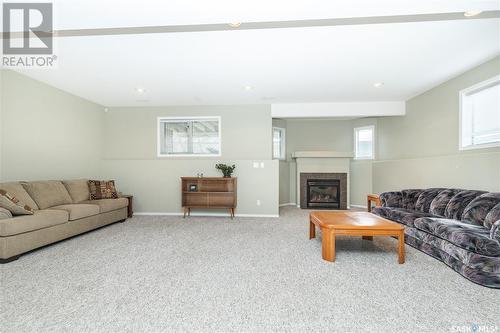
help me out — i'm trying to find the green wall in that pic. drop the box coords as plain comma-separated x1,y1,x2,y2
102,106,279,215
374,56,500,193
0,70,103,181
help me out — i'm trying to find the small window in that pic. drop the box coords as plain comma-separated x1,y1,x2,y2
354,125,374,159
460,75,500,150
272,127,286,160
157,117,221,156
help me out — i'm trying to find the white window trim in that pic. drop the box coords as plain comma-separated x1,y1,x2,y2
272,126,286,160
354,125,375,160
459,75,500,151
157,116,222,157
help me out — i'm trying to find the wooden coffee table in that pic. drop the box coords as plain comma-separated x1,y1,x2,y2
309,211,405,264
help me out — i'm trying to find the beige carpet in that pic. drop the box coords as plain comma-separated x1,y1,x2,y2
1,207,499,332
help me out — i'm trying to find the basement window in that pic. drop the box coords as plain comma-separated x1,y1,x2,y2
460,75,500,150
354,125,375,160
272,127,286,160
157,117,221,156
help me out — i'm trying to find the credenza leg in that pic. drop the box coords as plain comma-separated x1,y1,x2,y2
183,207,187,218
188,208,191,217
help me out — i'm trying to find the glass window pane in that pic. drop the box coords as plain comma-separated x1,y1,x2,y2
164,121,189,154
192,120,220,154
355,127,373,159
273,128,285,159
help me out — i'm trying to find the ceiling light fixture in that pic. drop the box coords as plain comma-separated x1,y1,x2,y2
244,85,253,91
373,82,384,88
464,10,482,17
228,22,241,28
136,87,145,94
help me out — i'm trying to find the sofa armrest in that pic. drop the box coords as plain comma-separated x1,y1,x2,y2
367,194,381,212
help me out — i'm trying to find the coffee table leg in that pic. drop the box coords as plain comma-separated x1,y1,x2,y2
398,230,405,264
321,228,335,262
309,221,316,239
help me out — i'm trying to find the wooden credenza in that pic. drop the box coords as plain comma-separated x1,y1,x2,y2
181,177,237,218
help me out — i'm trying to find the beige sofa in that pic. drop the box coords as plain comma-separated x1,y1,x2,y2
0,179,129,263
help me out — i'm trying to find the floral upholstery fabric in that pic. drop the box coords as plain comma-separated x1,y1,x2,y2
462,193,500,227
401,189,423,210
372,206,432,228
379,191,403,208
429,189,461,217
373,187,500,288
444,190,486,220
484,203,500,231
414,188,445,213
414,217,500,257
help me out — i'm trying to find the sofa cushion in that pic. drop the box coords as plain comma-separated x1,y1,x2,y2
0,207,13,220
88,180,119,200
379,191,403,208
22,181,73,209
0,209,69,236
415,188,444,213
51,204,100,221
63,179,90,203
462,193,500,227
82,198,128,213
429,189,461,217
444,190,486,220
414,217,500,257
401,189,423,210
0,182,39,210
372,206,433,228
484,203,500,230
0,189,35,215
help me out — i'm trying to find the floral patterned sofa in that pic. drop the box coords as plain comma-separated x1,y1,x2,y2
371,189,500,288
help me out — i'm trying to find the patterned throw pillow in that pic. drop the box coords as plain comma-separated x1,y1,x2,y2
0,189,34,215
88,180,119,200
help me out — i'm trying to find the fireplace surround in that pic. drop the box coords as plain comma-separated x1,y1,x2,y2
300,173,347,209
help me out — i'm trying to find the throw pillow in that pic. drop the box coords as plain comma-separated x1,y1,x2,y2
0,207,13,219
0,189,34,215
88,180,118,200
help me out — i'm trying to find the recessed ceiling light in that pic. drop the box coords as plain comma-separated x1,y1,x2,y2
464,10,482,17
136,87,145,94
244,85,253,91
228,22,241,28
373,82,384,88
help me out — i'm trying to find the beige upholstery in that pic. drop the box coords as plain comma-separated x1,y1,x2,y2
63,179,90,203
83,198,128,213
22,181,73,209
0,208,127,259
0,209,69,237
0,208,13,220
0,182,39,210
51,204,100,221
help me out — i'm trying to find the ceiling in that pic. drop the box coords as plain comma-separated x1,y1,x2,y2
3,0,500,107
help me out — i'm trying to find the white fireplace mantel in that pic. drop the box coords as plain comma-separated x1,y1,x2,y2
292,151,353,208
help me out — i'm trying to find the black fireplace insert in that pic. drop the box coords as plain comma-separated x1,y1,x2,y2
306,179,341,208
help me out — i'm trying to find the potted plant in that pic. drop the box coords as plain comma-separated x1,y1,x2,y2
215,163,236,178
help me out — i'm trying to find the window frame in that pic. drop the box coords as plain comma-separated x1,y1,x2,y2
459,75,500,151
157,116,222,157
272,126,286,160
354,125,375,160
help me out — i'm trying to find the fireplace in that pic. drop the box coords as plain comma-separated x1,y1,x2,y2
306,179,340,208
299,173,347,209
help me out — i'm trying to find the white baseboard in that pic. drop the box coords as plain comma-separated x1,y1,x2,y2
279,203,296,207
134,212,279,218
350,204,368,209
